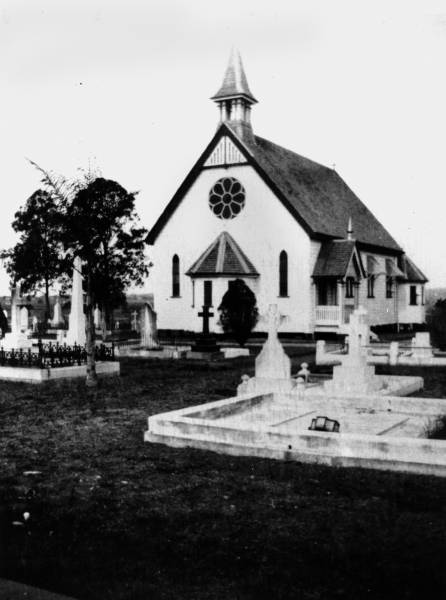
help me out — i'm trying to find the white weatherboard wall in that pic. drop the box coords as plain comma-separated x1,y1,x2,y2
148,163,313,333
358,252,398,326
398,284,426,324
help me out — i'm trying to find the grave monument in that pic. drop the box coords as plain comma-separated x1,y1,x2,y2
238,304,293,394
140,302,159,349
66,256,86,346
324,306,382,395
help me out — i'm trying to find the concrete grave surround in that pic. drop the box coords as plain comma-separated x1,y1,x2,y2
145,392,446,477
66,256,86,346
0,361,120,383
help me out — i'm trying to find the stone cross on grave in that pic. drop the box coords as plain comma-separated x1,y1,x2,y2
198,305,214,335
263,304,286,342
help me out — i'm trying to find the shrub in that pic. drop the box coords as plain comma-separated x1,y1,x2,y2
427,298,446,350
218,279,258,346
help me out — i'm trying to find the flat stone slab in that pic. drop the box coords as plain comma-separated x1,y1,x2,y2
145,392,446,477
0,361,120,383
0,579,77,600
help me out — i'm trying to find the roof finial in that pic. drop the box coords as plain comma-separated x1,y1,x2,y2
347,216,354,241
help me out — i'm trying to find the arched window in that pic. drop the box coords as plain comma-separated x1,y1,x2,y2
279,251,288,297
172,255,180,297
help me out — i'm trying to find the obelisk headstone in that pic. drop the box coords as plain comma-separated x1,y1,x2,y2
66,256,86,346
140,303,159,349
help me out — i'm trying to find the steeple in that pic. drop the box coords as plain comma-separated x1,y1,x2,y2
211,48,257,142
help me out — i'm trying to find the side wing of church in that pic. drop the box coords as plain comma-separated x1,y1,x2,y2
147,49,427,335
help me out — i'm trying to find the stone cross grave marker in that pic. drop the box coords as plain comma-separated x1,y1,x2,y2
255,304,291,380
198,305,214,335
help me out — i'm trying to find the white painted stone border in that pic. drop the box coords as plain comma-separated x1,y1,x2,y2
145,392,446,477
0,361,120,383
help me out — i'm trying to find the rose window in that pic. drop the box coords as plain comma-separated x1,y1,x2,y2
208,177,246,219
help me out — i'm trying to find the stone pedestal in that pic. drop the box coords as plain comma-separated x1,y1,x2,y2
190,334,220,356
324,363,382,395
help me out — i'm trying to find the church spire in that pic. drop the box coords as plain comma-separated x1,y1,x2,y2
211,48,257,142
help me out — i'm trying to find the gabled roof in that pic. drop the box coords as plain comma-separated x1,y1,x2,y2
211,48,257,104
147,123,403,254
186,231,259,278
243,134,402,252
403,256,428,283
312,240,366,278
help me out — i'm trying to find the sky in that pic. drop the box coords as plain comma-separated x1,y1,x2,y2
1,0,446,292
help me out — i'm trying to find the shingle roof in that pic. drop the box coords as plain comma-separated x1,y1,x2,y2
312,240,365,278
243,134,402,252
187,231,259,277
211,49,257,104
403,256,428,283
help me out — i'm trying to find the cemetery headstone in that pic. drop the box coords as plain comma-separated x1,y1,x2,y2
140,302,159,349
255,304,290,380
324,306,381,395
94,306,101,329
66,256,86,346
190,305,220,355
51,298,64,327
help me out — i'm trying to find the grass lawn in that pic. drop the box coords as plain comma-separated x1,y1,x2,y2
1,352,446,600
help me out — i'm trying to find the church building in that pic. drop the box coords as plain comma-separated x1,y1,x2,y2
147,50,427,335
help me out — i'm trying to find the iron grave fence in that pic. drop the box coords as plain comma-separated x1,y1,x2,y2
0,342,115,369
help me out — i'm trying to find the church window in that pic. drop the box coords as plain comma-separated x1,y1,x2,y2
209,177,246,220
279,251,288,297
204,281,213,307
172,255,180,297
367,275,375,298
345,277,354,298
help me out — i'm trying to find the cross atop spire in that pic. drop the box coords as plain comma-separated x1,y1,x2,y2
211,49,257,142
212,48,257,104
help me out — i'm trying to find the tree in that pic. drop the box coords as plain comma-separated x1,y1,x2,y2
1,190,67,324
427,299,446,350
30,162,149,387
61,177,149,386
218,279,258,346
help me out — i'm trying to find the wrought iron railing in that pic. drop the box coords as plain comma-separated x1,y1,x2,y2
0,342,115,369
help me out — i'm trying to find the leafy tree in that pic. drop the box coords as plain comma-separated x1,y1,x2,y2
29,162,149,387
1,190,67,324
427,298,446,350
218,279,258,346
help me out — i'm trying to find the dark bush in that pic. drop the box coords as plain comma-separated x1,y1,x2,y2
218,279,258,346
427,298,446,350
